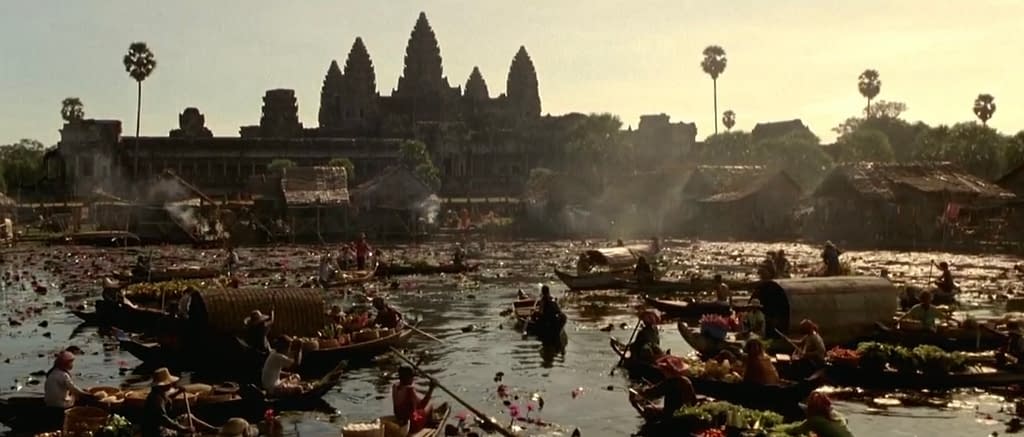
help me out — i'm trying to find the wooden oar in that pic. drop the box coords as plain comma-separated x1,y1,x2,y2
774,328,802,353
390,348,516,437
405,321,444,344
612,319,642,375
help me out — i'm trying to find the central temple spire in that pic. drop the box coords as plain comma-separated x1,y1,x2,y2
395,12,447,98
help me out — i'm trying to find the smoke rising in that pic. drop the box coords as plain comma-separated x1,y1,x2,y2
416,194,441,225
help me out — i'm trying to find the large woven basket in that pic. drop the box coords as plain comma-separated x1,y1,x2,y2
63,407,108,437
194,288,326,337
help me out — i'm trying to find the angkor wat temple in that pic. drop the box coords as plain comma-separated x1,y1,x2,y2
50,12,549,200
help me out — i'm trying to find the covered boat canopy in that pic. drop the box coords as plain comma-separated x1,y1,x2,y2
751,276,897,344
582,244,655,268
190,288,326,338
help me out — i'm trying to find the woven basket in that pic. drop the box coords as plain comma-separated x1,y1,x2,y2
196,288,326,337
319,338,340,349
63,407,108,437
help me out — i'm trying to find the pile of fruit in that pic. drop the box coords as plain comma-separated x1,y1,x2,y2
293,326,393,351
854,342,967,374
826,346,860,366
123,279,223,303
96,415,132,437
686,358,743,383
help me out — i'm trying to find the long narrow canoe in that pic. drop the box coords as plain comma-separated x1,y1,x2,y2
375,263,480,277
872,322,1003,351
623,278,759,294
554,268,630,291
114,267,221,284
511,299,568,347
72,300,181,334
643,297,735,321
784,361,1024,390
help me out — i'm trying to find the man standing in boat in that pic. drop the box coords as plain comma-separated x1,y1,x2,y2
354,233,372,270
822,241,842,276
634,257,655,285
532,285,567,335
933,261,956,296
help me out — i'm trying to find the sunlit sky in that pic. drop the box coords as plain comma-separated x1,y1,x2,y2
2,0,1022,146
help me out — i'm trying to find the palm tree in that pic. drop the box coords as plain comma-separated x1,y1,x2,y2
123,42,157,175
722,110,736,131
973,94,996,126
60,97,84,123
700,45,727,134
858,69,881,117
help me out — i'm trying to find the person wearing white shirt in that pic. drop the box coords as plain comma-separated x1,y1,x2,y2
44,350,90,408
261,339,303,395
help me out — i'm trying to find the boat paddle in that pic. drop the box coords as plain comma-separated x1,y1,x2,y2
390,347,517,437
612,319,642,375
774,328,803,354
405,320,444,344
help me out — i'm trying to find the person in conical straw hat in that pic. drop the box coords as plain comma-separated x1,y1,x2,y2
140,368,215,437
243,309,274,354
741,298,766,338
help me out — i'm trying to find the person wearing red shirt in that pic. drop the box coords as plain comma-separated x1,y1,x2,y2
354,233,372,270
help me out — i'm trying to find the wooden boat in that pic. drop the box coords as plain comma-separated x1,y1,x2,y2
553,268,629,291
376,400,452,437
624,278,759,294
872,322,1003,351
46,231,140,247
318,266,376,287
0,370,340,433
554,244,658,291
510,299,568,347
644,297,735,321
375,262,480,277
675,322,745,358
114,266,221,284
299,325,416,375
816,362,1024,390
609,339,817,418
72,300,181,334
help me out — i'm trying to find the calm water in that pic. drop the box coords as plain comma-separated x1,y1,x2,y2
2,240,1023,436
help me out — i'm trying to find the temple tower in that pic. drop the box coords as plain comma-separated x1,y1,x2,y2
506,46,541,119
318,60,344,128
464,67,490,102
393,12,453,121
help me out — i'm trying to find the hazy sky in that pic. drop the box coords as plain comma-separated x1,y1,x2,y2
2,0,1022,146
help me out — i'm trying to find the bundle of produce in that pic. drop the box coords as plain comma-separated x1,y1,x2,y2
95,415,132,437
854,342,968,375
700,314,733,341
914,344,967,375
673,401,786,432
826,347,860,367
686,358,743,383
855,342,891,372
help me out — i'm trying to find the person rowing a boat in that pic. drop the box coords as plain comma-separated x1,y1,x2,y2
372,297,404,329
740,298,766,338
773,392,853,436
390,366,442,435
783,319,827,373
452,243,466,267
634,257,654,284
531,285,567,337
933,261,957,295
628,310,664,364
822,241,842,276
44,350,92,410
576,254,592,275
897,291,954,332
244,310,274,354
141,368,215,437
262,338,306,395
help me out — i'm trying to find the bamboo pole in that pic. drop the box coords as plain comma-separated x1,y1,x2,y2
390,348,516,437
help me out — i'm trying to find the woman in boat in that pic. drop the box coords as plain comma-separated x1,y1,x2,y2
630,310,664,364
933,261,956,295
628,375,698,421
44,350,91,410
372,297,404,329
452,243,466,267
141,368,214,437
897,291,952,332
262,338,305,396
774,392,854,437
317,253,334,287
757,252,777,280
532,285,567,337
740,298,766,338
391,366,439,434
742,338,780,385
773,249,792,279
244,310,274,354
785,319,827,372
634,257,654,284
576,254,592,275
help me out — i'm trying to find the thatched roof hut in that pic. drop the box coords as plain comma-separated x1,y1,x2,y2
581,244,656,268
751,276,898,345
352,166,434,211
998,163,1024,197
281,166,349,206
190,288,326,337
816,162,1014,204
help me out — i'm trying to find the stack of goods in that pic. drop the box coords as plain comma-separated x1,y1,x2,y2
62,407,108,437
853,342,967,374
699,314,734,341
826,347,860,367
674,401,798,435
341,419,383,437
685,358,743,383
87,387,125,406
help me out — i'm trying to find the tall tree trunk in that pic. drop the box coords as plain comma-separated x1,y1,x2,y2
713,78,719,134
866,97,872,118
134,81,142,179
